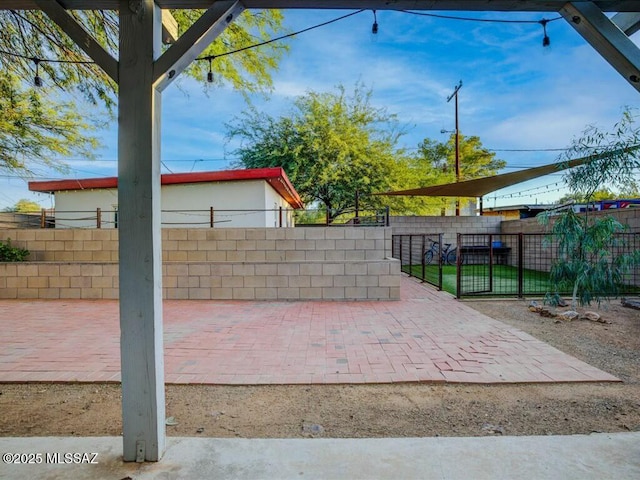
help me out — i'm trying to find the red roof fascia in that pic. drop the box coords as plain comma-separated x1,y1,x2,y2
29,167,304,209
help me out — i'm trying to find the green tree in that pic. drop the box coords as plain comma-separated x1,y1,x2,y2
0,72,98,174
3,198,42,213
228,83,405,222
0,9,287,174
556,188,617,205
0,10,287,107
540,109,640,307
408,134,506,213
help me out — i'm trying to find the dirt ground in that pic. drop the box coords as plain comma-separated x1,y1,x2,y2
1,297,639,439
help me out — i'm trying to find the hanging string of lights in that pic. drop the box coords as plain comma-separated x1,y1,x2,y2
489,180,566,201
400,10,562,47
0,47,96,87
0,9,560,87
198,9,365,82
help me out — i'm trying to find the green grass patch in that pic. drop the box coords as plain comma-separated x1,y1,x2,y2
402,263,551,296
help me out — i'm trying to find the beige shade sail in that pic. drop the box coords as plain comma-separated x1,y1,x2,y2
377,156,596,198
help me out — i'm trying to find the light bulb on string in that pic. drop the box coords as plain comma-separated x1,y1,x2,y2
370,10,379,42
207,57,214,83
539,19,550,48
33,58,42,87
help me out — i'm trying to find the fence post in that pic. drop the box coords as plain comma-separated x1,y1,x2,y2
399,235,403,273
488,234,494,293
456,233,462,298
210,207,214,228
438,233,443,290
96,208,102,229
409,235,413,277
279,206,283,228
518,233,524,298
40,209,46,228
385,206,390,226
421,235,425,282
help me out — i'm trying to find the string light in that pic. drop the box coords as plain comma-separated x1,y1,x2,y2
33,58,42,87
540,19,551,47
401,10,562,49
197,10,365,64
0,9,564,85
489,181,567,201
0,48,95,88
371,10,378,35
401,10,562,25
207,57,214,83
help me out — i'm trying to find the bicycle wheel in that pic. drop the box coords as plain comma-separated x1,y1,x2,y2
424,250,434,265
445,248,457,266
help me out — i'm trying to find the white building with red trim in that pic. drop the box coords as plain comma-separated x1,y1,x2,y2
29,168,304,228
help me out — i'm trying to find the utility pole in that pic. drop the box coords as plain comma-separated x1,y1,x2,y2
447,80,463,216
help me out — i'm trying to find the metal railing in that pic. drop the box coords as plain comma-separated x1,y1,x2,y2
393,232,640,299
0,207,391,229
392,233,446,290
458,232,640,298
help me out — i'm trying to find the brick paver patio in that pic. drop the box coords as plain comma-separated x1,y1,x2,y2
0,276,619,384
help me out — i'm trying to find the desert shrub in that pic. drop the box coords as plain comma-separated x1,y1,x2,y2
0,238,29,261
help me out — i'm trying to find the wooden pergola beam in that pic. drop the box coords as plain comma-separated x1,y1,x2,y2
162,8,179,43
561,2,640,92
33,0,119,82
5,0,640,12
612,12,640,36
154,0,244,92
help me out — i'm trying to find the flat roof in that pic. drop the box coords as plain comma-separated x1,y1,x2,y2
29,167,304,209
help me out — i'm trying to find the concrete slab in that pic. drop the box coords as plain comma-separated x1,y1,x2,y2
1,433,638,479
0,277,619,385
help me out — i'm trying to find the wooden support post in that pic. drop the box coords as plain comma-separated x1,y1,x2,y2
118,0,165,462
210,207,215,228
96,208,102,228
40,209,46,229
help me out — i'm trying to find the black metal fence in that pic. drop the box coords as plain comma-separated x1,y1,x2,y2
391,233,448,290
392,232,640,298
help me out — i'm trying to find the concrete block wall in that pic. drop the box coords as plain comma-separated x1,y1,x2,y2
0,227,391,263
501,208,640,235
0,227,400,301
390,216,503,246
0,259,400,301
501,209,640,276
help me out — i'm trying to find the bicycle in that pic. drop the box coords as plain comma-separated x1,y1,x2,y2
424,238,458,265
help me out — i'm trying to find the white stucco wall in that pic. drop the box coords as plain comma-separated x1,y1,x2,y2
55,189,119,228
53,180,296,228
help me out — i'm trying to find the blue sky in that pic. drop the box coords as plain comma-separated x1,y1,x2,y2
1,8,639,211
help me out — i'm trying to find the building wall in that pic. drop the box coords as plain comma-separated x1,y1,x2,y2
482,210,521,220
55,189,119,229
51,180,295,229
0,227,399,301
